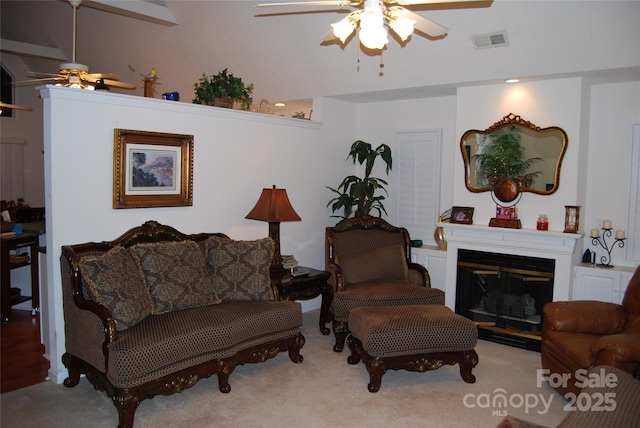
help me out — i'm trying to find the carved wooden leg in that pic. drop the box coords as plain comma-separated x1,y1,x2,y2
287,333,305,363
346,335,361,365
332,320,349,352
459,350,479,384
61,353,81,387
217,360,234,393
113,393,141,428
319,289,332,335
365,357,386,393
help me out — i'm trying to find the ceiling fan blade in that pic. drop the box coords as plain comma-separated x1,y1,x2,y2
0,102,33,112
321,28,338,42
390,7,448,37
15,77,65,85
100,78,137,90
255,0,356,14
88,72,119,80
393,0,488,5
256,1,356,8
27,71,65,79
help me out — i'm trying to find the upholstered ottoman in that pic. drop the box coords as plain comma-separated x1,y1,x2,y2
347,304,479,392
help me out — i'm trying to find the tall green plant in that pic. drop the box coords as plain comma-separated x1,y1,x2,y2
326,140,392,221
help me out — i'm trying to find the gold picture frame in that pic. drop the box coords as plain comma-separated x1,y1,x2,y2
113,129,193,209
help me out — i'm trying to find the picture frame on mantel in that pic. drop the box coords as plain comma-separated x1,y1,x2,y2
113,129,194,209
563,205,581,233
450,206,475,224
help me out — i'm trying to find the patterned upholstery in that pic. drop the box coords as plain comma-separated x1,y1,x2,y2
60,222,306,427
79,246,154,330
325,215,445,351
333,280,444,322
556,365,640,428
131,240,221,314
336,244,408,285
205,236,275,301
107,300,302,388
349,305,478,358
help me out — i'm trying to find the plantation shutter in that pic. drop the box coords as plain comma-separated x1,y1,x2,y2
627,123,640,262
394,130,442,243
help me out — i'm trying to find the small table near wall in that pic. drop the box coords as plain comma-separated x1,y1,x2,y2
273,267,332,335
1,233,40,326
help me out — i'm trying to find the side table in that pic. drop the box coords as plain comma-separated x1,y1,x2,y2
1,233,40,326
273,267,332,335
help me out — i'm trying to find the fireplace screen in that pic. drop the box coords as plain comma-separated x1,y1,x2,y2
455,249,555,351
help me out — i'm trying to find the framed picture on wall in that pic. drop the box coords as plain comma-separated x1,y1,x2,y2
450,206,475,225
113,129,194,209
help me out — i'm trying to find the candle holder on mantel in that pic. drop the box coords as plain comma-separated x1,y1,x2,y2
590,224,626,268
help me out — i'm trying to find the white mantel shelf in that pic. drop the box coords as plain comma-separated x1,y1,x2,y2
439,222,583,255
438,222,585,308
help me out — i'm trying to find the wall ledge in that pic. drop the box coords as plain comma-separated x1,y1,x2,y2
38,85,322,130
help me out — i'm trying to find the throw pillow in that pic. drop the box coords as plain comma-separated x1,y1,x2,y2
131,240,221,314
206,236,275,301
78,246,154,330
337,244,409,285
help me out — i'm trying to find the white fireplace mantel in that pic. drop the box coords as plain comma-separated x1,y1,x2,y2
439,223,584,308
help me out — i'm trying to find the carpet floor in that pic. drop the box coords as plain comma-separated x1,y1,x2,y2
1,309,570,428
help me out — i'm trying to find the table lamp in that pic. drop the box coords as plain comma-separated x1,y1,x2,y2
246,185,301,276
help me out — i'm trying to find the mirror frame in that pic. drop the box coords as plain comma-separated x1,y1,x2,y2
461,113,568,196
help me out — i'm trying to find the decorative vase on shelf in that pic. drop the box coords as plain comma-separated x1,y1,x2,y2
434,226,447,251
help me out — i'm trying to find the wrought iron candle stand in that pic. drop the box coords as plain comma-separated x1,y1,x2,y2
591,227,626,268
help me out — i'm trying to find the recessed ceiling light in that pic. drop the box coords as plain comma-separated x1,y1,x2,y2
505,79,519,84
274,102,286,107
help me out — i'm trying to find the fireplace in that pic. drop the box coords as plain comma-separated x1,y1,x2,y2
455,249,555,351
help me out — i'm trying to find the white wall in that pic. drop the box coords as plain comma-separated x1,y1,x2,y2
584,80,640,267
41,86,356,383
454,78,586,230
354,96,458,239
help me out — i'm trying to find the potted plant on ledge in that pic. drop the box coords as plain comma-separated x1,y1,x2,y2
192,68,254,110
326,140,392,221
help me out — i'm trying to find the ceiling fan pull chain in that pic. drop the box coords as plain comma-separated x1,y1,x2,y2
357,33,361,72
379,51,384,77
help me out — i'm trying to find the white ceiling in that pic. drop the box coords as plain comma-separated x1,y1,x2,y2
1,0,639,115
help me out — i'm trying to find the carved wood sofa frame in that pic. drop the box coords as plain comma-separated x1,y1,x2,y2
60,221,305,428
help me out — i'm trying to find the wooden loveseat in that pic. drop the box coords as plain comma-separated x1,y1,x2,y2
60,221,305,428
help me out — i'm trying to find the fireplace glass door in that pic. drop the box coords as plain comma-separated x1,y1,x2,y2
456,249,555,351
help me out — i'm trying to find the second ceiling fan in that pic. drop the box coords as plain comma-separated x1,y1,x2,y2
256,0,490,50
23,0,135,90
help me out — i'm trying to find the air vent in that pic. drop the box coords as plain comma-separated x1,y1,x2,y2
472,31,509,49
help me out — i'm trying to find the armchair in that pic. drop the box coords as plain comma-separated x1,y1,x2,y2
541,265,640,396
325,215,445,352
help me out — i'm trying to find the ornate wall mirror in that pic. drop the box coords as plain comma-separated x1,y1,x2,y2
461,113,568,203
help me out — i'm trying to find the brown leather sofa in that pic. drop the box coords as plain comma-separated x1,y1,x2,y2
541,265,640,396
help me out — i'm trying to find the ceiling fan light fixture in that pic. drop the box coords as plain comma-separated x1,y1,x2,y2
389,16,415,42
331,16,357,43
359,8,388,49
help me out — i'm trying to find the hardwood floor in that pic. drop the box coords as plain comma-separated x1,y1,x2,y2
1,310,50,393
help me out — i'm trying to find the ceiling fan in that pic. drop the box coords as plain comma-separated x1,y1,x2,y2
256,0,489,50
21,0,135,90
